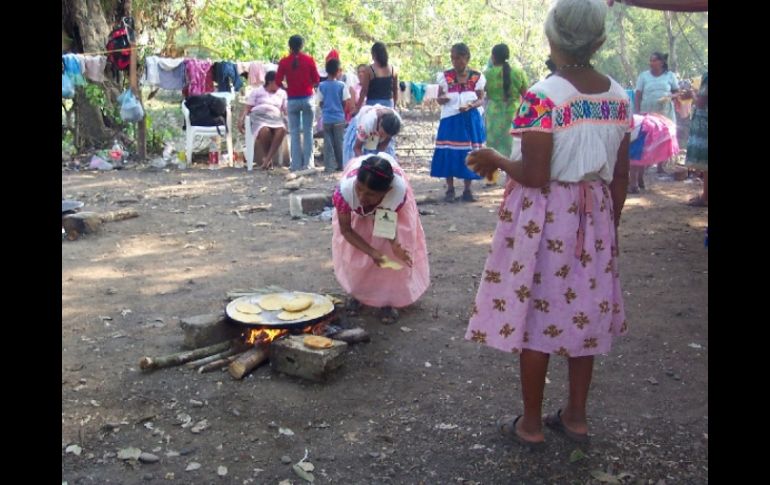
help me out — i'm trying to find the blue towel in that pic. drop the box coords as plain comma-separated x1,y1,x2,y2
411,83,427,103
62,54,86,86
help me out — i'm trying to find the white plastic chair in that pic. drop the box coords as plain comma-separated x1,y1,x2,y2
244,110,288,171
182,91,234,166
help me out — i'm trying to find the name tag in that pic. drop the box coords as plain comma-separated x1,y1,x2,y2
363,135,379,151
373,209,397,239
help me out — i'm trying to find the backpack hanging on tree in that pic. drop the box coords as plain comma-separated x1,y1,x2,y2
184,94,228,135
105,19,133,71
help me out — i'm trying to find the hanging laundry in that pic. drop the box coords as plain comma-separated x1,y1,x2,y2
411,82,427,103
142,55,161,86
82,55,107,83
248,62,265,86
184,59,214,96
74,55,86,75
213,61,243,92
236,61,250,75
423,83,439,100
62,54,86,86
157,57,186,90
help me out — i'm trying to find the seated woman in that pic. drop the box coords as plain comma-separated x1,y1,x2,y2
341,104,401,167
331,153,429,323
238,71,288,170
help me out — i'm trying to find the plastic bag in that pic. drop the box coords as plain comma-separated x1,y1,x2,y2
118,89,144,122
89,155,113,171
62,74,74,98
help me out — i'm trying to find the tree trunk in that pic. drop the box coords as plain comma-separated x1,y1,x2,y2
63,0,122,150
64,0,112,52
664,11,678,73
615,5,635,87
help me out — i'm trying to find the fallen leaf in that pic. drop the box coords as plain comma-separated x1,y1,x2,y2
298,462,315,472
185,462,201,471
190,419,208,434
590,470,621,484
293,463,315,482
279,427,295,436
117,447,142,460
177,413,193,427
435,423,458,430
569,448,586,463
65,444,82,456
400,326,413,332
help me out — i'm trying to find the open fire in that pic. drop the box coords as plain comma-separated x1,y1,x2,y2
243,318,332,346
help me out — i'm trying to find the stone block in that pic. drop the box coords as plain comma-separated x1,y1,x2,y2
179,312,242,350
270,335,347,382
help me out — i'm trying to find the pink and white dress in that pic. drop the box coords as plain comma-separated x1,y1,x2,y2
465,75,632,357
331,153,430,308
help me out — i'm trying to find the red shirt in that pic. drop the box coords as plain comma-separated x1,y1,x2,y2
275,52,320,98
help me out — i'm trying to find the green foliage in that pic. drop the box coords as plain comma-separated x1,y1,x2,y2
163,1,705,86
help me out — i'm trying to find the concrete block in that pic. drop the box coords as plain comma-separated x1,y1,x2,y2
270,335,347,382
178,312,242,350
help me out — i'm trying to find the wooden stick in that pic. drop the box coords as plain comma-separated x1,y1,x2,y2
198,352,245,373
184,347,241,369
328,327,371,344
62,209,140,240
100,208,140,223
228,346,269,379
139,340,234,371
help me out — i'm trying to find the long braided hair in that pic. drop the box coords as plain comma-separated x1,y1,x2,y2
492,44,512,102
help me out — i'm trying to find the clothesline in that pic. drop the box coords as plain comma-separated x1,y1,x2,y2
64,45,147,57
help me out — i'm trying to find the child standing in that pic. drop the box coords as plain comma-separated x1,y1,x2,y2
318,58,351,172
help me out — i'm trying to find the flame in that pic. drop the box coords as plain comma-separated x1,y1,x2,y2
245,328,288,345
244,321,329,345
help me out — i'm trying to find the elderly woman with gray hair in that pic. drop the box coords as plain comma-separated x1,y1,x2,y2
464,0,631,448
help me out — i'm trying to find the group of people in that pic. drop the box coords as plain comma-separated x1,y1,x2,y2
631,52,708,205
238,36,403,172
237,0,706,450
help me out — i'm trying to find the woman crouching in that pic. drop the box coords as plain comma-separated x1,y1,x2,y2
331,153,429,323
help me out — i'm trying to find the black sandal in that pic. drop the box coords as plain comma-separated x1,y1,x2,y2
379,306,399,324
543,409,590,444
497,415,545,450
345,298,362,314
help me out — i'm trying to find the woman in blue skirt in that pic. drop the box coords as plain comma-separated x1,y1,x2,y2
430,43,487,202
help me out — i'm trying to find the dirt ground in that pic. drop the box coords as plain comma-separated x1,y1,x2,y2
62,112,708,484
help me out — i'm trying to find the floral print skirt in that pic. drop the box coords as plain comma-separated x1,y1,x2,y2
465,180,627,357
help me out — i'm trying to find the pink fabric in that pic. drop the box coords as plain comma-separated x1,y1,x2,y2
185,59,214,96
331,158,430,308
465,181,626,357
631,113,679,167
575,181,594,258
248,62,265,86
245,86,287,115
332,188,351,214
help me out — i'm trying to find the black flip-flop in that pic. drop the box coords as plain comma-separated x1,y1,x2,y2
543,409,590,444
497,415,545,450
